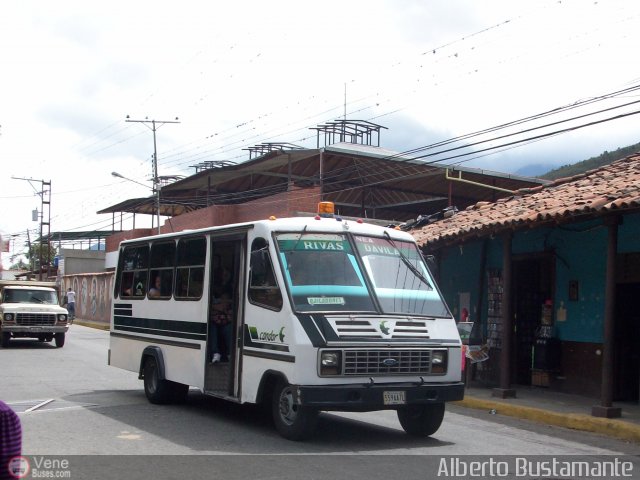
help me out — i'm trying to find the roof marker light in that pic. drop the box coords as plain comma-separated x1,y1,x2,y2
317,201,335,217
269,216,277,221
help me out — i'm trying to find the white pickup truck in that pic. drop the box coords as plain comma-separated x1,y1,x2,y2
0,280,70,348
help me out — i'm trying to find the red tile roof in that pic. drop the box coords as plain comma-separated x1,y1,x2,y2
412,154,640,248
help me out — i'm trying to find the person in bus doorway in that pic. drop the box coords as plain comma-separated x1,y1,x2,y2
210,290,233,363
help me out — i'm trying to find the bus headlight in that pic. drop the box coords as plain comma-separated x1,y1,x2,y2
431,350,447,374
3,313,14,322
57,314,67,322
320,351,341,376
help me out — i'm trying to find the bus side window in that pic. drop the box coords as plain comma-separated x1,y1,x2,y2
248,238,282,311
149,241,176,299
120,245,149,298
175,236,206,300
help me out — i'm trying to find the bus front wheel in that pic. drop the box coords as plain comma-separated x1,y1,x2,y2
397,403,445,436
272,380,319,441
1,332,10,348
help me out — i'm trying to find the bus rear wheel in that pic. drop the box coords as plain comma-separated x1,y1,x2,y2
143,356,188,404
272,380,319,441
397,403,445,436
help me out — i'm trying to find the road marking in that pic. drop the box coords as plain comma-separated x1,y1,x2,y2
24,398,55,412
8,399,98,414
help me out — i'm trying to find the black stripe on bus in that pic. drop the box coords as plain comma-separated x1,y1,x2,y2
110,331,201,350
243,349,295,363
114,316,207,335
113,325,206,341
113,316,207,341
114,303,133,309
114,308,133,316
295,314,326,347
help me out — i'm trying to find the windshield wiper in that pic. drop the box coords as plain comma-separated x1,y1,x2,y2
383,231,433,289
286,225,308,273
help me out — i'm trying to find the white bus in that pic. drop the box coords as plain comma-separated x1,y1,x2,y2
109,204,463,440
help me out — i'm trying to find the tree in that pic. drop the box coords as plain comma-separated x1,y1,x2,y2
9,258,29,271
25,242,57,270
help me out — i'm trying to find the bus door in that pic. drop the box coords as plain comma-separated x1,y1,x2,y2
204,234,245,398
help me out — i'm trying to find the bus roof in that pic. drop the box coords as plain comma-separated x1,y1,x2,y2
118,216,417,246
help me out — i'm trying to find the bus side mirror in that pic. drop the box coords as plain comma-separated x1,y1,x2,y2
423,254,436,271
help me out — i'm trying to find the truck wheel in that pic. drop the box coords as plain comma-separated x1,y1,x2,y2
1,332,10,348
54,333,65,348
397,403,445,436
169,382,189,404
271,379,318,441
143,356,174,404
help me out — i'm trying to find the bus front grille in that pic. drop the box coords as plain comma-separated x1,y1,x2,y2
329,316,430,339
343,349,432,375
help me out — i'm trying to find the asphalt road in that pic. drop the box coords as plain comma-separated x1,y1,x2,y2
1,325,637,479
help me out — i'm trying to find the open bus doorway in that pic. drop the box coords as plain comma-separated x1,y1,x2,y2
205,236,244,397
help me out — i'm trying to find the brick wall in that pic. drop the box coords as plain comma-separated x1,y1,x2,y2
106,187,322,252
160,186,321,233
105,228,153,252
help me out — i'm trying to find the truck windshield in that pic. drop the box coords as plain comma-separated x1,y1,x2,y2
3,289,59,305
276,232,449,317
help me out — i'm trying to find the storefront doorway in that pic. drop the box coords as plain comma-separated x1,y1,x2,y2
614,282,640,402
512,254,555,385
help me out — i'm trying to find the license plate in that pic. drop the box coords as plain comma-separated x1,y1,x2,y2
383,391,406,405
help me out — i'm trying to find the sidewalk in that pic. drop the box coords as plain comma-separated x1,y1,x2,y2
456,384,640,443
72,318,109,331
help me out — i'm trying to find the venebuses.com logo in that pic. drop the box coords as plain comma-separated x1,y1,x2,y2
7,456,29,478
7,456,71,479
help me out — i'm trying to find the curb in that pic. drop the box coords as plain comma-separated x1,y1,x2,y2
72,319,110,331
455,396,640,443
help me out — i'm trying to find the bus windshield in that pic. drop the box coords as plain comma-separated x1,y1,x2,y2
276,232,449,317
276,233,376,313
353,235,449,317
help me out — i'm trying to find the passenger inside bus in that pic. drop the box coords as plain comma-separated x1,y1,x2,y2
210,292,232,363
148,275,161,298
210,267,233,363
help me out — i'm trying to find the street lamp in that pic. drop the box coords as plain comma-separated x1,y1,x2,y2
112,172,161,235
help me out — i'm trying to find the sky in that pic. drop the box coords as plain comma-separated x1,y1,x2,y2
2,0,640,268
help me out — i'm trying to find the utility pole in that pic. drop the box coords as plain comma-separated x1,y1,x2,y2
125,116,180,234
12,177,51,280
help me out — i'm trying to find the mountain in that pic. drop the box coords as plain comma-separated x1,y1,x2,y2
539,141,640,180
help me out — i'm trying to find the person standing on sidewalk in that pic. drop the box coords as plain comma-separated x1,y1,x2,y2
66,287,76,320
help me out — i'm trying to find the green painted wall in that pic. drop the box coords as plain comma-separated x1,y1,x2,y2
432,213,640,345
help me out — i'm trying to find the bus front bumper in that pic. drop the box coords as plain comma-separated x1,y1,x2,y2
294,381,464,411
